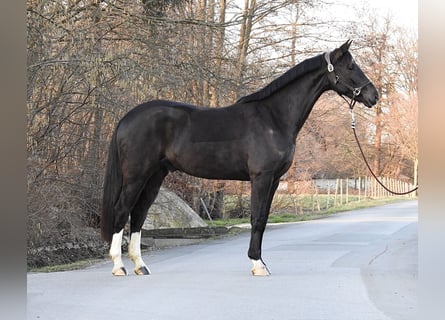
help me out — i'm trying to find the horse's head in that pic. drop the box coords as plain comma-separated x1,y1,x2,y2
325,40,379,107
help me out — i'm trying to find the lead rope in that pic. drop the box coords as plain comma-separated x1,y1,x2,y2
346,97,418,195
325,50,418,195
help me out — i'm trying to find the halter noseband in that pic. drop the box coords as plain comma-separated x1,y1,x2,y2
324,51,370,105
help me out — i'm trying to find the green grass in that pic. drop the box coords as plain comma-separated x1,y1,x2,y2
212,218,250,226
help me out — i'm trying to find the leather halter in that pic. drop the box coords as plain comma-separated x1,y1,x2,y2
324,51,370,101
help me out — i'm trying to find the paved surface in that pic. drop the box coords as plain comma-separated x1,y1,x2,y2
28,201,417,320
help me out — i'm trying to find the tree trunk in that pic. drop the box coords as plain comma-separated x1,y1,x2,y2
209,0,226,107
234,0,256,100
413,157,418,189
290,3,301,66
373,105,383,175
82,1,104,226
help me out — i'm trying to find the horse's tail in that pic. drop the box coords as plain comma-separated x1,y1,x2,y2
101,126,122,243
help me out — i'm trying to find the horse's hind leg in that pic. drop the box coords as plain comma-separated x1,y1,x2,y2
129,167,168,275
109,176,148,276
109,229,127,276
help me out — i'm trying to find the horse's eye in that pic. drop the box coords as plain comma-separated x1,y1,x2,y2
348,64,354,70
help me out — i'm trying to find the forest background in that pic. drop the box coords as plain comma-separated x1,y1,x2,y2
27,0,418,266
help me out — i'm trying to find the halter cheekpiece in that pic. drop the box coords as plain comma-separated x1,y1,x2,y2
324,51,335,73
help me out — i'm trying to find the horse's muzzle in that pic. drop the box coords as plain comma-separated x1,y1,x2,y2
361,86,379,107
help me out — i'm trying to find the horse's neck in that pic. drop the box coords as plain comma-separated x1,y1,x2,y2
266,69,328,138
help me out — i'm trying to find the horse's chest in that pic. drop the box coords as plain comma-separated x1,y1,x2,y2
276,146,295,173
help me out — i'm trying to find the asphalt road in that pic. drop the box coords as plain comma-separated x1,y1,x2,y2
27,200,417,320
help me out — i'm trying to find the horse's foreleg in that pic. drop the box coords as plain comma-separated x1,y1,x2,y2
248,174,279,276
110,229,128,276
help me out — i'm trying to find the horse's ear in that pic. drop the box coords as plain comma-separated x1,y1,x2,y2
330,40,352,63
340,40,352,53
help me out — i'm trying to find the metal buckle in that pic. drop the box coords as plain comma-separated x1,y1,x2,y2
327,64,334,73
353,88,361,96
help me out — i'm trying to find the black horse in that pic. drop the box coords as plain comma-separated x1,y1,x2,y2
101,40,379,276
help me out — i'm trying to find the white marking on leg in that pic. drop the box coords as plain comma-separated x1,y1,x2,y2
110,230,127,276
251,259,271,276
129,232,151,275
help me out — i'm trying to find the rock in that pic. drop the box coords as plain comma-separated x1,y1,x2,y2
142,187,208,230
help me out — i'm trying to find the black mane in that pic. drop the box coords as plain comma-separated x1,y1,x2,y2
237,54,324,104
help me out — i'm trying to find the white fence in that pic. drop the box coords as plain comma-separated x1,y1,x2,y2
222,176,417,218
277,177,417,199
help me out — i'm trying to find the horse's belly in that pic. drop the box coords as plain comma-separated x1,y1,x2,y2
166,142,250,181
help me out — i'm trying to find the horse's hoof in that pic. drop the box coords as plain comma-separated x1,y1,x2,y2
251,259,271,276
112,267,128,276
251,267,271,276
134,266,151,275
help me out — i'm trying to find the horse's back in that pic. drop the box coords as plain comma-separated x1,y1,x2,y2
117,100,193,133
119,99,196,123
118,99,249,136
